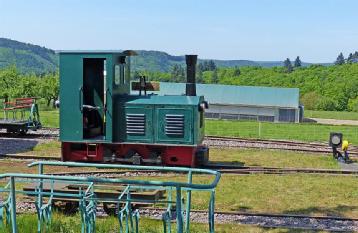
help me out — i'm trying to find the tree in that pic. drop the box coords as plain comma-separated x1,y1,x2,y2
0,65,19,101
211,69,219,83
197,63,204,73
294,56,302,68
335,52,345,65
133,70,141,80
196,65,204,83
233,66,241,76
283,58,293,73
170,64,185,82
16,74,38,98
200,60,217,72
178,65,185,82
347,53,354,63
39,73,59,107
315,97,337,111
348,97,358,112
207,60,217,71
300,92,321,110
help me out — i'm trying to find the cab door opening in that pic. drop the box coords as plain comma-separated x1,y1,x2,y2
82,58,106,139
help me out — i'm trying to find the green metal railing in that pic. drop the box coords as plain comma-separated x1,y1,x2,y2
0,161,221,233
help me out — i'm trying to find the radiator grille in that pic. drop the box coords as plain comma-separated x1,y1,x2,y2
165,114,184,136
126,114,145,135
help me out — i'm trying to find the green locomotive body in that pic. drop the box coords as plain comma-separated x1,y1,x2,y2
59,51,208,166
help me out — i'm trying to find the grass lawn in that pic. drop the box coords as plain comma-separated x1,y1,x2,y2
0,214,326,233
305,110,358,121
209,148,340,169
25,142,344,169
206,119,358,144
0,154,355,219
39,110,59,128
22,140,61,156
108,173,358,218
190,174,358,218
0,159,355,231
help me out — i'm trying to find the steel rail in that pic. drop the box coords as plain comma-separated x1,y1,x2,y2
139,207,358,232
27,161,221,190
44,165,358,176
0,154,60,160
205,135,358,156
142,206,358,221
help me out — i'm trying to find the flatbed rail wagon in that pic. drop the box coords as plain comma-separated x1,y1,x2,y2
0,97,41,134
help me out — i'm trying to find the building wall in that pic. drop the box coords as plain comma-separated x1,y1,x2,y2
205,104,300,123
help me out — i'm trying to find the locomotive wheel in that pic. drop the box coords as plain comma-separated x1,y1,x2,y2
103,202,137,216
53,201,79,215
19,129,28,135
103,202,118,216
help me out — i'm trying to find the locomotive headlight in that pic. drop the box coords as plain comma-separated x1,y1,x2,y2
329,132,343,147
199,101,209,112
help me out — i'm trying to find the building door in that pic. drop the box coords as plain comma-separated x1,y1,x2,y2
278,109,296,122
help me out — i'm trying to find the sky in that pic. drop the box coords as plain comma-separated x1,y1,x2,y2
0,0,357,62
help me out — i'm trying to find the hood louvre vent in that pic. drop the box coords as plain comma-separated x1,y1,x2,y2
165,114,184,136
126,113,145,135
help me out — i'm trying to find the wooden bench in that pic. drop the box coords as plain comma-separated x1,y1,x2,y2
4,98,35,111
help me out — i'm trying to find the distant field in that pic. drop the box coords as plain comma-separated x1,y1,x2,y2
305,110,358,121
206,119,358,144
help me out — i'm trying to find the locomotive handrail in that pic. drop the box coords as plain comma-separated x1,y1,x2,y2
28,161,221,190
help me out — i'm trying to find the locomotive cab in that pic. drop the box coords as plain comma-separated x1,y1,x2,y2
59,51,208,167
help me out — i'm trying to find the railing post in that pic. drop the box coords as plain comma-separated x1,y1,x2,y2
10,177,17,233
176,187,183,233
209,190,215,233
163,187,172,233
185,171,193,232
37,163,44,233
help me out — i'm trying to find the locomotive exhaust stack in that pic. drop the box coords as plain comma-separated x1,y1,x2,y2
185,55,197,96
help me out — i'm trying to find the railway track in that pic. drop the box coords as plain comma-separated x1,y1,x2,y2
205,135,358,157
1,151,358,176
43,164,358,176
139,207,358,232
2,128,358,157
0,153,60,160
0,127,59,139
12,201,357,231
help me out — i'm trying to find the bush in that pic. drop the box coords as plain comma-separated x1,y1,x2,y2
315,97,337,111
300,92,321,110
348,97,358,112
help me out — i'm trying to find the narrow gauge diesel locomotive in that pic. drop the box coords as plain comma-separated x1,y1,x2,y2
59,51,208,167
